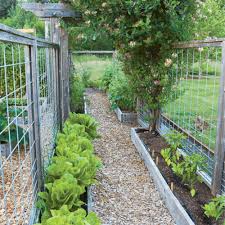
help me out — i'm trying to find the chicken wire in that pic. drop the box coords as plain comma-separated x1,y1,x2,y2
0,26,60,224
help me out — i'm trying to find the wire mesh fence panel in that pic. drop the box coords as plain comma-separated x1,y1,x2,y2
0,24,60,224
37,47,59,171
0,42,37,225
137,41,225,189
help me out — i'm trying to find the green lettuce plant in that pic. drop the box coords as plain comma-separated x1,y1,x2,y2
36,205,101,225
66,113,99,140
37,174,85,219
46,153,101,187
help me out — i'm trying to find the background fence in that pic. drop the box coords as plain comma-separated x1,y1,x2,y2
0,24,63,224
137,39,225,195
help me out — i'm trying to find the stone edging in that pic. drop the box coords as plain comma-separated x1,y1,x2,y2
131,127,195,225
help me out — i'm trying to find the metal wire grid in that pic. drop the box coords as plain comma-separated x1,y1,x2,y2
0,28,60,224
138,44,222,188
0,43,37,225
37,47,59,171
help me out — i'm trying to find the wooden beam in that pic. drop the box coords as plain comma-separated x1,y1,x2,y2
20,3,82,20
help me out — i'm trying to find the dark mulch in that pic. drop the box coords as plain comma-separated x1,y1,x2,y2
138,130,216,225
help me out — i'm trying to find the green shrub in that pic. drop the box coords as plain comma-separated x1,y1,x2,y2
108,72,136,111
100,62,119,91
70,75,85,113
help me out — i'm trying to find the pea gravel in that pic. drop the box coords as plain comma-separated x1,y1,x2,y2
85,89,175,225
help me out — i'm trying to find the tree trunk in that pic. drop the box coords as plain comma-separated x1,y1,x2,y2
150,108,160,133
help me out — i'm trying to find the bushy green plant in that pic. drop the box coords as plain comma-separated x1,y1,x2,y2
38,174,85,213
70,75,85,113
203,195,225,222
108,71,136,111
66,113,99,140
100,62,119,91
161,131,205,197
36,205,101,225
37,113,101,224
161,131,185,166
172,153,206,197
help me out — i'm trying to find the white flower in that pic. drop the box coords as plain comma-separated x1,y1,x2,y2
198,47,204,52
129,41,136,47
92,11,97,15
85,20,91,26
164,58,173,67
77,34,85,40
84,10,91,15
102,2,107,7
172,53,177,58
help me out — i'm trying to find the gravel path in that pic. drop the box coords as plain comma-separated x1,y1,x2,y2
86,89,175,225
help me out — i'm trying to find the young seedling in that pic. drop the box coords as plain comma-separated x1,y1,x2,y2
203,195,225,222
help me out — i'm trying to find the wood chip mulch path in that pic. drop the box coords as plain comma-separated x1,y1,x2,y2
85,89,175,225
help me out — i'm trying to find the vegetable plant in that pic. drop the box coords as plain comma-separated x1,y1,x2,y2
36,113,101,224
203,195,225,222
36,205,101,225
37,173,85,220
161,131,185,166
172,153,206,197
66,113,99,140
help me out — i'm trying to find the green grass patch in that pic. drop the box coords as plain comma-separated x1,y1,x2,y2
164,78,220,150
73,55,112,81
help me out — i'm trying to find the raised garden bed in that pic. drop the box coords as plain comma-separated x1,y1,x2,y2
131,127,215,225
114,107,137,123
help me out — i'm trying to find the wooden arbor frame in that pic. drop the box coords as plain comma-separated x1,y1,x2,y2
20,3,81,124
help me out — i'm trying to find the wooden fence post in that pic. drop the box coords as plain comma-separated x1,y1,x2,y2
212,41,225,195
59,28,70,122
30,41,43,191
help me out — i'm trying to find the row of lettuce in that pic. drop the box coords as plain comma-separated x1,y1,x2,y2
36,113,102,225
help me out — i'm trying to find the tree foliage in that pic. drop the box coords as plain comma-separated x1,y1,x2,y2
0,0,16,18
68,0,197,131
192,0,225,39
0,6,44,37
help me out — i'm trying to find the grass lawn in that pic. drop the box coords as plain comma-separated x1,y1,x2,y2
73,55,112,81
163,77,220,151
